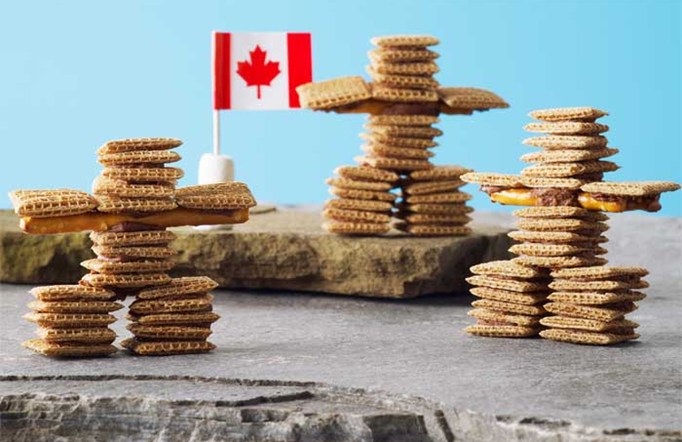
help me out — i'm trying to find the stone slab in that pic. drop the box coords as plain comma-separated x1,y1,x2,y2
0,213,680,441
0,208,513,298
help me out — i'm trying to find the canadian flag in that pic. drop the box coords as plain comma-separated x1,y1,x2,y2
213,32,312,110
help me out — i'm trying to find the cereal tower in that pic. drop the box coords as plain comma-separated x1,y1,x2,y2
11,138,256,357
296,35,508,236
462,107,679,345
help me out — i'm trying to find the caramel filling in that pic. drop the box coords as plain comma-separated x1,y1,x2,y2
490,188,538,206
20,208,249,234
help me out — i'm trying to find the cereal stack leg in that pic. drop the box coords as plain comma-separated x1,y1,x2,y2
122,277,220,355
22,285,121,357
464,261,550,337
540,266,647,345
324,35,475,237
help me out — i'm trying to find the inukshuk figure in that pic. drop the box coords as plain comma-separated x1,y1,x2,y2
461,107,680,345
10,138,256,357
296,34,508,236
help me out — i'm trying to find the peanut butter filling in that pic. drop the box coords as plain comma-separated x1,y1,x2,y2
20,208,250,234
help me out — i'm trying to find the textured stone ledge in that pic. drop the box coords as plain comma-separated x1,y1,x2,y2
0,209,512,298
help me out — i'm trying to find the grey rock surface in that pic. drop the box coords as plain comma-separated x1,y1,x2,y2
0,212,680,441
0,209,513,298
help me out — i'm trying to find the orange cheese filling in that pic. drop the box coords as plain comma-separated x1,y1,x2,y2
20,208,250,234
577,194,625,212
490,189,538,206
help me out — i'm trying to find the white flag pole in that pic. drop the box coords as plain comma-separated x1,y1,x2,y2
213,109,221,156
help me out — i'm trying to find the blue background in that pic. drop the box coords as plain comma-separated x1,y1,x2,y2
1,0,680,215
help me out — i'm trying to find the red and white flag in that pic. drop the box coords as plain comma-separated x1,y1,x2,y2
213,32,312,110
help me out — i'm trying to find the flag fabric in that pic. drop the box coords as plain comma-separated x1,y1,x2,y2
213,32,312,110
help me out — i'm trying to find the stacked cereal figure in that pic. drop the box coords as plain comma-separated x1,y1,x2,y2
462,107,679,345
11,138,256,357
296,34,508,236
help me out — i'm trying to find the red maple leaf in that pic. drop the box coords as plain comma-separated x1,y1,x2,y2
236,45,281,99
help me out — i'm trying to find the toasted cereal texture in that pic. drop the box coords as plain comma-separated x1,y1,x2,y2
539,329,638,345
467,275,549,293
470,260,547,279
370,61,439,76
521,161,619,178
81,272,171,289
580,181,681,196
544,302,637,322
23,339,118,357
326,177,392,191
366,124,443,139
397,202,473,215
10,189,98,218
324,198,393,212
398,212,470,225
513,206,595,219
548,291,646,305
137,276,219,300
329,186,397,202
362,144,435,160
37,327,117,344
323,221,390,235
323,208,391,224
91,245,177,259
524,122,609,135
296,76,371,109
121,338,215,356
404,192,471,204
355,155,433,171
410,166,472,182
509,243,593,257
520,176,590,189
368,48,439,63
398,224,471,237
101,167,184,182
371,35,440,47
521,148,618,164
129,311,220,326
517,218,608,232
529,107,608,122
366,68,440,90
465,324,539,338
371,86,439,103
438,87,509,111
28,300,123,314
95,196,177,213
98,150,181,166
92,177,175,198
335,165,400,183
97,138,182,155
368,115,440,126
402,180,465,195
549,279,648,291
540,316,638,332
362,133,438,149
175,182,256,210
90,230,176,247
24,312,117,328
81,258,175,274
470,287,547,305
512,255,607,269
467,308,541,327
30,285,116,302
471,299,546,316
523,135,608,149
461,172,523,187
508,230,608,244
129,295,214,315
127,324,212,340
551,266,648,280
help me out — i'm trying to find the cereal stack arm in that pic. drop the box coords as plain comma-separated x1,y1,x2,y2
297,35,508,237
462,107,679,345
10,137,256,357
